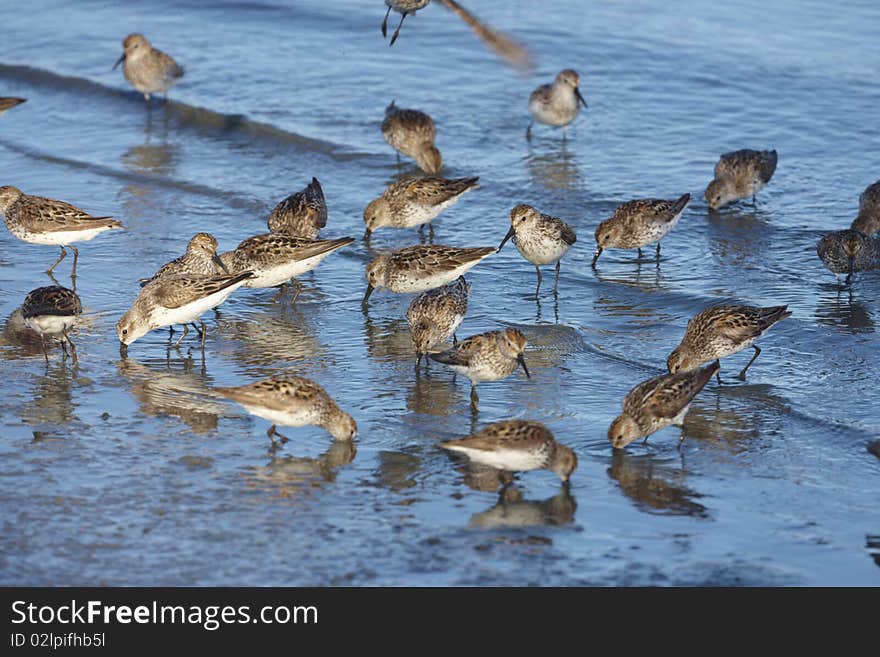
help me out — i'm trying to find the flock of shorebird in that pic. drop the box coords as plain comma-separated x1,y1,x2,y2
2,3,879,488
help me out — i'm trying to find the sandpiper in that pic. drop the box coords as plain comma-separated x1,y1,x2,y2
817,229,879,285
526,69,588,140
215,374,357,447
0,97,26,116
363,244,495,305
139,232,227,286
498,204,576,296
21,285,82,364
428,327,530,409
667,304,791,381
363,176,479,238
113,33,184,102
592,194,690,267
382,101,442,174
267,177,327,240
116,271,254,350
851,179,880,237
407,276,470,366
705,149,777,210
609,360,719,449
220,233,354,303
442,420,577,483
0,185,123,278
381,0,430,44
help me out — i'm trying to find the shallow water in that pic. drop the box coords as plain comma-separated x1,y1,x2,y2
1,0,879,586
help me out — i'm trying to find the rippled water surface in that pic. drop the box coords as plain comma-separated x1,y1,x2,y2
1,0,879,586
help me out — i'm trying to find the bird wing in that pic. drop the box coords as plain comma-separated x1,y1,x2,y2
438,0,534,72
151,272,252,309
22,195,120,232
428,332,485,366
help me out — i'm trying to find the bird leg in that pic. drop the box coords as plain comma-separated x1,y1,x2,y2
554,259,561,294
199,320,208,349
453,333,458,345
381,5,391,37
62,328,78,366
428,223,435,241
656,242,661,259
637,247,643,259
69,245,80,279
562,126,567,142
534,266,542,298
470,385,479,410
47,246,67,274
737,345,761,380
173,323,189,348
389,12,407,46
290,279,303,305
267,424,289,445
270,284,287,303
526,121,533,141
39,335,49,363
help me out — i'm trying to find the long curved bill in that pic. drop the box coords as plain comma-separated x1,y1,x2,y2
362,284,374,307
517,353,530,378
212,254,230,275
113,53,126,70
498,226,515,251
575,87,588,109
591,246,603,269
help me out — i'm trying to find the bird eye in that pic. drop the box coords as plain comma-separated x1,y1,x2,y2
122,329,128,335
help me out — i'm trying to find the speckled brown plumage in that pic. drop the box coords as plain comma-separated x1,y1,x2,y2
499,204,576,295
21,285,83,364
114,33,184,101
851,179,880,236
705,149,777,210
267,177,327,240
363,176,479,236
407,276,470,363
140,232,225,286
381,101,442,174
817,229,880,285
592,194,690,266
0,97,26,115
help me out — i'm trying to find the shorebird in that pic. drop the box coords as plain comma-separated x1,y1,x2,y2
667,305,792,381
592,194,690,267
362,244,495,306
851,179,880,237
526,69,588,140
215,374,357,448
705,149,777,210
816,229,879,286
363,176,479,238
428,327,529,409
21,285,83,365
442,420,577,483
267,177,327,240
114,33,184,102
498,204,576,296
382,101,442,174
407,276,470,366
608,361,719,449
139,232,227,286
0,185,123,278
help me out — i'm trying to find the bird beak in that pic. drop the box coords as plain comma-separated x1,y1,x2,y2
113,53,126,70
498,226,515,251
119,342,128,358
591,246,603,269
363,228,372,240
517,353,530,378
362,284,374,307
574,87,588,109
212,254,230,274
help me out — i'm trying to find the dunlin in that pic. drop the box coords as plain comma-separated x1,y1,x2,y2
592,194,690,267
382,101,442,174
816,229,879,285
0,185,123,278
705,149,777,210
498,204,576,296
428,327,530,409
267,177,327,240
442,420,577,483
220,233,354,303
407,276,470,366
215,374,357,447
608,360,720,449
526,69,588,140
116,271,254,350
363,176,479,238
363,244,495,305
0,97,26,116
667,304,791,381
851,179,880,237
21,285,82,364
113,33,184,102
139,232,227,287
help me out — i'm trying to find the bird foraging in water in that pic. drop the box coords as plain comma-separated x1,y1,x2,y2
381,101,442,174
666,304,792,382
0,185,123,279
705,149,777,210
498,204,576,297
592,194,690,267
816,229,879,286
113,33,184,102
267,177,328,240
407,276,470,367
441,420,578,483
526,69,588,141
428,328,530,409
21,285,83,365
608,361,719,450
139,232,227,287
215,374,357,448
0,97,26,116
851,179,880,237
363,176,479,239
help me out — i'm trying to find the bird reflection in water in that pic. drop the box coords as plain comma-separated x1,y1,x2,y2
373,449,421,494
244,441,356,499
407,368,464,416
468,485,576,528
814,287,875,334
19,361,81,427
216,309,325,372
526,142,582,191
362,314,414,363
608,449,708,518
591,258,665,292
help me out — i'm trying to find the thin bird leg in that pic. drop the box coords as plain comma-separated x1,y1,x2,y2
737,345,762,381
637,247,643,259
270,284,287,303
190,323,202,338
173,323,189,348
60,338,69,358
470,384,479,410
428,223,435,241
290,279,303,304
47,246,67,274
535,266,542,298
63,328,77,365
39,335,49,363
526,121,533,141
554,260,561,294
389,12,407,46
416,353,422,369
453,333,458,345
381,5,391,37
199,320,208,349
643,436,650,445
69,245,79,279
715,368,723,385
656,242,661,259
562,126,567,142
267,424,289,445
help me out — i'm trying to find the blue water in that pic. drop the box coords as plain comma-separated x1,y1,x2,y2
1,0,878,585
